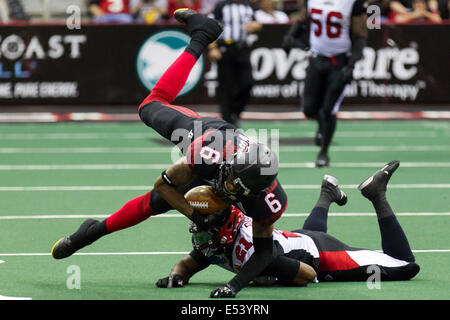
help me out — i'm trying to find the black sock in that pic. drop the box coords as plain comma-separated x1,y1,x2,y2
378,215,415,262
185,33,211,60
321,112,337,153
315,189,334,211
69,219,109,248
302,206,328,233
370,193,394,220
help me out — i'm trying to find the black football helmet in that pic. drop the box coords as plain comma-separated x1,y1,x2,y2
216,142,279,200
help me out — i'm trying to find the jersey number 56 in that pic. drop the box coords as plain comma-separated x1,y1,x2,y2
310,9,343,39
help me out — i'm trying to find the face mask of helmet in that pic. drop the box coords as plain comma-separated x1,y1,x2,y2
189,208,245,255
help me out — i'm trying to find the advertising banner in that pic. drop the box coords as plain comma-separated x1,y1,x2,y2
0,23,448,106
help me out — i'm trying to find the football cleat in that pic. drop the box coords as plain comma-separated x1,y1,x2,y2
51,219,104,259
174,8,223,43
358,160,400,200
51,236,76,260
322,174,347,206
316,150,329,168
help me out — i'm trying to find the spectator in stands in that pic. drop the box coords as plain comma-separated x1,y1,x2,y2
366,0,391,21
130,0,168,23
389,0,442,22
200,0,220,14
0,0,29,22
254,0,290,23
168,0,201,17
89,0,138,23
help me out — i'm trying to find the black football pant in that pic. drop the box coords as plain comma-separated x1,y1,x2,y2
294,206,419,281
217,45,254,125
139,100,235,215
302,54,348,152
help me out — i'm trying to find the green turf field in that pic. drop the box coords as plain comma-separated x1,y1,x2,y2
0,120,449,300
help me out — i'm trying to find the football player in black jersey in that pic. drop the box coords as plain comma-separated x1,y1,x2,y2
283,0,368,167
51,9,296,298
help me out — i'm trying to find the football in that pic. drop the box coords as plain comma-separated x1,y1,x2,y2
184,185,231,215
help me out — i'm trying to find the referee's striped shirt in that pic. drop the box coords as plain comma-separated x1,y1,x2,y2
211,0,255,44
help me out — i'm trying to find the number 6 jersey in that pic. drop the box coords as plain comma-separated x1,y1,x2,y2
185,125,288,226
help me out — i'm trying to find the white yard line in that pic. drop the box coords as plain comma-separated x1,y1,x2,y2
0,212,449,220
0,131,443,140
0,145,449,153
0,162,450,170
0,249,447,257
0,184,449,191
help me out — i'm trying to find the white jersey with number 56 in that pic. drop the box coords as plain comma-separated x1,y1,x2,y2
308,0,357,57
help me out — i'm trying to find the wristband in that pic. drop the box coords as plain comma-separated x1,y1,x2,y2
161,170,176,187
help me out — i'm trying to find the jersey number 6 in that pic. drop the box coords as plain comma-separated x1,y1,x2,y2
265,193,282,213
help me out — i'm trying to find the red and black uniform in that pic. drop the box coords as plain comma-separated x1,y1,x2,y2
105,51,287,234
137,51,287,226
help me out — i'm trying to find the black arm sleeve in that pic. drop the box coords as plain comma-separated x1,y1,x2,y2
351,0,367,16
228,236,277,292
348,36,367,67
287,21,307,39
348,0,368,67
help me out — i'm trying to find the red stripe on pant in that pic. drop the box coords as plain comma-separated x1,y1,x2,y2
318,251,360,271
105,191,154,233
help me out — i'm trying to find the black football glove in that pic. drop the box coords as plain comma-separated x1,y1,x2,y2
282,35,309,53
156,274,185,288
340,65,354,84
210,284,237,298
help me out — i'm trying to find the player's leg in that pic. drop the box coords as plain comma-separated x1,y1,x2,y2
302,57,326,147
315,65,347,168
217,51,237,124
138,9,223,140
231,48,254,125
52,178,204,259
358,160,415,262
51,10,223,259
302,175,347,233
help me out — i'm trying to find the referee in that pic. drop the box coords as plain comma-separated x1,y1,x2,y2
208,0,262,127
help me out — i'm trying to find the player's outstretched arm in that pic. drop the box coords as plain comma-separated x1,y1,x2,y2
154,157,229,230
211,222,276,298
282,1,309,52
156,255,205,288
153,157,196,217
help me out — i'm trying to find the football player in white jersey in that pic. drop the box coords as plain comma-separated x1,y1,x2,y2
283,0,368,168
156,161,419,288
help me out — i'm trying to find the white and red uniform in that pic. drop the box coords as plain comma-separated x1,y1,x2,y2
195,216,417,282
307,0,358,57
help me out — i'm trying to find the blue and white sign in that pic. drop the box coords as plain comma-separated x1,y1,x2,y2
136,30,203,97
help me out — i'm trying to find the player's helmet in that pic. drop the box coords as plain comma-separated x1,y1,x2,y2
217,207,245,246
216,142,279,200
190,207,245,253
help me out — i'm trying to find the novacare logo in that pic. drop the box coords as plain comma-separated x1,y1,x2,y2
136,30,203,96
